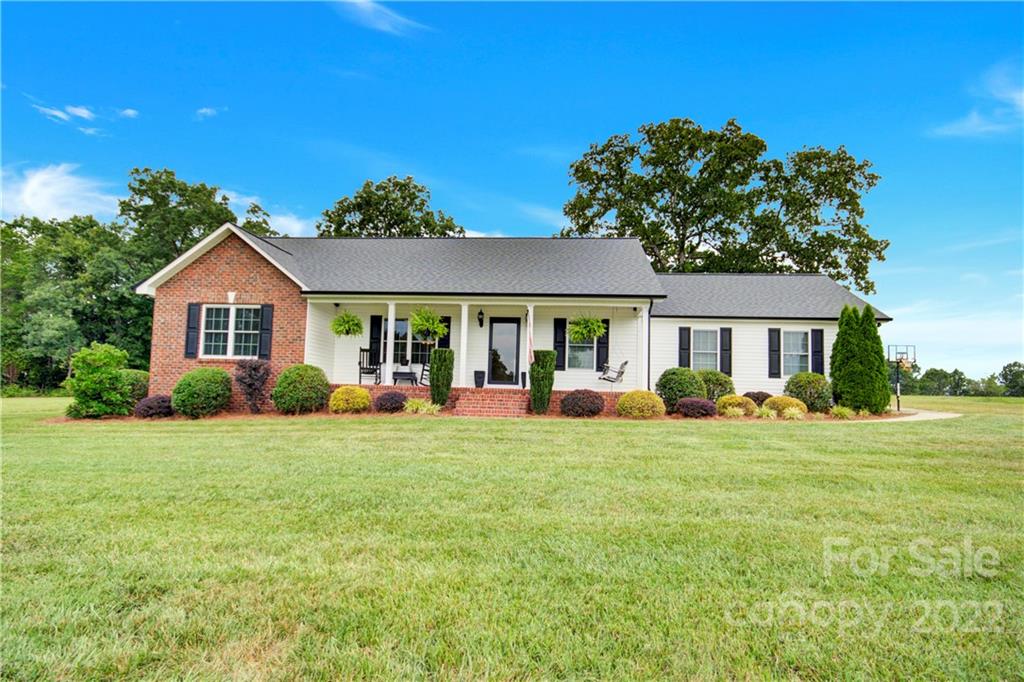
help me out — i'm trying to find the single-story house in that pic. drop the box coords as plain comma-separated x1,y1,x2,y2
135,223,890,414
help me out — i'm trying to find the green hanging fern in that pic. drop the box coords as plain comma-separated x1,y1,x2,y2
410,307,448,342
567,316,606,343
330,310,364,337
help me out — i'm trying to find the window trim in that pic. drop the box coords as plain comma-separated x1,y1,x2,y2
691,328,719,372
566,336,597,370
199,304,262,360
782,329,811,377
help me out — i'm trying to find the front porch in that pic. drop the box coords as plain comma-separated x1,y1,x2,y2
303,296,650,392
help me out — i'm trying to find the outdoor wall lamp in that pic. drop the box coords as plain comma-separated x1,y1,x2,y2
477,309,485,327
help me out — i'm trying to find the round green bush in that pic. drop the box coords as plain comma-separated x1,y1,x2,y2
171,367,232,418
329,386,371,413
120,369,150,404
271,364,330,414
716,394,757,416
655,368,706,412
64,342,133,418
763,395,808,416
695,369,735,402
615,390,666,419
560,389,605,418
784,372,832,413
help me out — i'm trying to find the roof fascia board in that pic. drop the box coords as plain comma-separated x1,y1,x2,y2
303,293,655,306
651,313,892,322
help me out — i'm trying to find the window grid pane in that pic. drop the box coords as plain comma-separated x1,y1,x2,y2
234,308,261,332
784,353,809,375
233,333,259,357
692,352,718,371
203,307,230,355
567,342,594,369
693,330,717,353
783,331,808,353
204,307,229,331
203,332,228,356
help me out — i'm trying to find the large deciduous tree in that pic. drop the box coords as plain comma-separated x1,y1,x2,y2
317,176,464,238
561,118,888,293
998,362,1024,397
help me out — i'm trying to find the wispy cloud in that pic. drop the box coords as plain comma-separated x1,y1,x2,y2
464,228,506,238
65,105,95,120
77,127,105,137
931,60,1023,138
195,106,224,120
943,232,1022,252
32,104,71,122
119,108,139,119
515,144,578,164
1,164,120,221
959,272,989,285
224,188,316,236
518,202,566,231
334,0,427,36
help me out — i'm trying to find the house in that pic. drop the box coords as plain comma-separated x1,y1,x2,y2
135,223,890,414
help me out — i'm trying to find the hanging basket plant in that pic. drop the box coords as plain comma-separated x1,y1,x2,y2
331,310,364,337
410,307,448,343
567,316,606,343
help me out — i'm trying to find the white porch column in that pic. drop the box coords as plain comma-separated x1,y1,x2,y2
525,303,535,386
640,303,650,389
384,301,396,385
458,303,469,387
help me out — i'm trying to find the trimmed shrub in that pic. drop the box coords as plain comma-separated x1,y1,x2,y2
329,386,371,413
764,395,808,416
830,405,855,420
134,395,174,418
171,367,232,418
695,369,735,403
784,372,832,413
374,391,407,413
404,397,441,415
271,364,330,414
529,350,556,414
65,342,133,418
831,304,891,413
234,359,271,414
120,369,150,404
655,367,706,412
560,389,604,418
616,390,666,419
782,406,805,421
756,406,777,420
716,394,757,416
744,391,773,407
429,348,455,407
676,397,717,418
722,406,746,418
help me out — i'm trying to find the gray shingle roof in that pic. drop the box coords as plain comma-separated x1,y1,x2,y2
650,273,890,320
251,234,665,298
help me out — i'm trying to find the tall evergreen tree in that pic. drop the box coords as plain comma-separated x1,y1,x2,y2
856,304,891,412
829,305,860,405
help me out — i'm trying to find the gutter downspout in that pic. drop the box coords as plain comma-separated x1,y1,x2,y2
647,297,653,390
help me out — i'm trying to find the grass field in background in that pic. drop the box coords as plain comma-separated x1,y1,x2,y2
2,396,1022,679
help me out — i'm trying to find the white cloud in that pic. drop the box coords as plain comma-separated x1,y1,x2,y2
518,202,566,231
32,104,70,122
77,127,104,137
943,232,1021,252
65,105,95,120
1,164,119,220
334,0,427,36
464,228,505,238
195,106,223,120
270,213,315,237
931,61,1023,138
119,108,139,119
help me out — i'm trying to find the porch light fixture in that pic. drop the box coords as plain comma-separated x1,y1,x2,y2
477,309,484,328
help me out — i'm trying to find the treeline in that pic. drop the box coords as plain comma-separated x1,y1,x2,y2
889,362,1023,397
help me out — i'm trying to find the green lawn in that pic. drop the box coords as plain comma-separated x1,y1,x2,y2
2,397,1022,680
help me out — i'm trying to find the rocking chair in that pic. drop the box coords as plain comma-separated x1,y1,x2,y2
598,360,628,389
358,347,381,385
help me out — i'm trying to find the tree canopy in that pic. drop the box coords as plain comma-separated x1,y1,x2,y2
561,118,889,293
317,176,464,238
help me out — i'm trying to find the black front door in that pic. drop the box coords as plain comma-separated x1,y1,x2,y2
488,317,520,385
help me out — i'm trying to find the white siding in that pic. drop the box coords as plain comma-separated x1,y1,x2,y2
304,301,336,379
650,317,839,395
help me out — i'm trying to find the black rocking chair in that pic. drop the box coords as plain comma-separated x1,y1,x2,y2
598,360,628,389
358,347,381,385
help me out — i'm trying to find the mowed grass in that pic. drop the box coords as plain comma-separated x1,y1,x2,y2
2,397,1022,680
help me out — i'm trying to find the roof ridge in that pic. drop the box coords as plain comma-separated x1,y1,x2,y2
264,236,643,241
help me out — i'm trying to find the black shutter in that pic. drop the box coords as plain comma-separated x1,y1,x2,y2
184,303,200,358
595,319,610,371
719,327,732,376
677,327,690,368
811,328,824,375
438,316,452,349
553,318,566,370
369,315,383,362
768,328,781,378
257,304,274,360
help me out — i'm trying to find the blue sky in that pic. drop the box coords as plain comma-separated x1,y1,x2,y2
2,2,1022,376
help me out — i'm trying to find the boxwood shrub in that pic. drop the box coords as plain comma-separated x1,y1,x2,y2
655,368,706,412
784,372,832,413
134,395,174,418
675,397,717,418
374,390,408,413
120,369,150,404
764,395,808,416
560,389,604,418
695,369,734,403
171,367,232,418
271,364,330,414
743,391,773,407
615,390,666,419
716,394,758,416
529,350,556,414
329,386,372,413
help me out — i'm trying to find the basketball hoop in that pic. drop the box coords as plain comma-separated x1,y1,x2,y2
887,345,917,413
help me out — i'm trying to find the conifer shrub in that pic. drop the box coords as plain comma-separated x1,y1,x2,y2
615,390,666,419
329,386,371,413
763,395,808,416
529,350,556,414
716,394,757,416
429,348,455,407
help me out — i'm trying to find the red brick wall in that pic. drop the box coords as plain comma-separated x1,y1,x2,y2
331,384,621,417
148,233,307,405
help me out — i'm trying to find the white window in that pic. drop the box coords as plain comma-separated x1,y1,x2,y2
692,329,718,371
201,305,261,358
567,337,595,369
783,331,809,375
